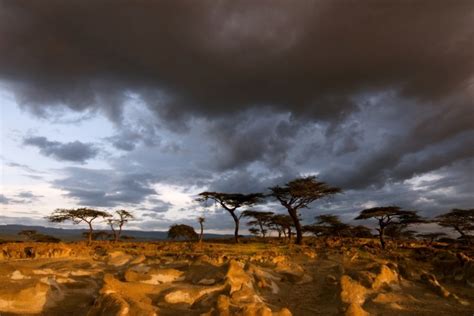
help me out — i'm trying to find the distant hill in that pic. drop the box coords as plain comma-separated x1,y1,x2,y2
0,224,231,242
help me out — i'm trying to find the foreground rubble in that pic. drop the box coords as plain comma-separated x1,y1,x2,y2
0,239,473,315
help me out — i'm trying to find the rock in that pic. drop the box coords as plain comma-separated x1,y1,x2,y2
236,303,273,316
130,254,147,265
199,278,217,285
231,284,262,304
164,290,195,304
10,270,29,280
108,251,133,267
0,281,50,314
226,260,252,293
87,293,130,316
345,303,369,316
340,275,367,305
421,273,451,298
275,262,306,282
164,284,226,305
216,294,231,316
371,265,398,290
142,268,184,284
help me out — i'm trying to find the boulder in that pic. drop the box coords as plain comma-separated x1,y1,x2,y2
0,281,50,314
371,265,398,290
87,293,130,316
340,275,367,305
108,251,134,267
226,260,252,293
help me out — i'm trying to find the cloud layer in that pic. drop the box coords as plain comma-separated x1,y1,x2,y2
0,1,472,228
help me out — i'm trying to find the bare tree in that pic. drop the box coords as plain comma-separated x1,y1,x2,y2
197,192,263,243
269,176,342,245
47,208,111,244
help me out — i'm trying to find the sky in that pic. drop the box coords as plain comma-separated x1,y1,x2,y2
0,0,473,233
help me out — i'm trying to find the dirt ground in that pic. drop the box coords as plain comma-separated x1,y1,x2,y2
0,239,473,315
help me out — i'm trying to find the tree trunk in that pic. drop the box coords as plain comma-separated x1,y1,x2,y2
117,223,124,242
378,227,386,249
87,221,93,245
230,211,240,243
259,221,265,238
288,209,303,245
199,222,204,243
110,223,117,242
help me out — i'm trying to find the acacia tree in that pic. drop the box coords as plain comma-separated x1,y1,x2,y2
417,232,446,246
198,217,205,243
18,230,37,241
269,214,294,240
269,177,342,245
47,208,111,244
355,206,423,249
168,224,198,241
241,210,274,238
315,214,352,237
197,192,264,243
435,208,474,244
108,210,134,242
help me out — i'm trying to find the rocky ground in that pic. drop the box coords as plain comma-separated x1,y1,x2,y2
0,239,473,315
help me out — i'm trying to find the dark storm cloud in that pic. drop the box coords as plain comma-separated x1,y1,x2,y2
23,136,99,163
0,0,473,218
53,167,158,207
0,0,472,124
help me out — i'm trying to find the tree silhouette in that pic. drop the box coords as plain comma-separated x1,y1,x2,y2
168,224,198,241
47,208,111,244
242,210,274,238
313,214,352,237
355,206,423,249
197,192,264,243
198,216,205,243
435,208,474,244
417,232,447,246
18,230,37,241
269,176,342,245
269,214,294,240
108,210,134,242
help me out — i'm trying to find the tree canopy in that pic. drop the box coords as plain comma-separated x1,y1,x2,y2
355,206,424,249
197,191,264,243
47,208,111,244
168,224,198,241
242,210,274,238
435,208,474,243
269,176,342,244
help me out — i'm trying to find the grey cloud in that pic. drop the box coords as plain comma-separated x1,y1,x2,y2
0,194,10,204
0,191,43,204
23,136,99,163
0,0,472,126
53,167,158,207
1,0,473,229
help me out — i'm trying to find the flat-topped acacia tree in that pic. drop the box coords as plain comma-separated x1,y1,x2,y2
197,192,264,243
47,208,111,244
355,206,423,249
435,208,474,244
108,210,134,242
241,210,274,238
269,176,342,245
